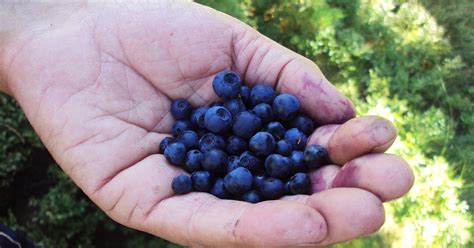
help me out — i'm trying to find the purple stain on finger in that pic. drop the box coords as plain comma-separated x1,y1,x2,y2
299,73,356,124
311,169,327,193
341,98,356,122
302,74,328,97
331,161,358,188
310,124,339,147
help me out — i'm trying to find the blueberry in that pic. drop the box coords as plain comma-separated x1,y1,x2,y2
204,106,232,133
195,128,207,138
290,150,306,173
190,106,209,129
260,178,285,200
249,132,275,157
289,114,314,135
252,171,266,191
191,171,213,192
304,144,328,170
199,133,225,152
172,120,193,137
224,98,246,117
250,83,276,106
210,178,232,199
159,137,174,154
183,150,203,173
227,156,241,173
209,102,223,107
264,154,293,180
171,175,192,195
212,70,242,99
232,111,262,139
241,190,263,203
289,173,312,195
240,85,251,104
239,151,262,172
285,180,293,195
275,139,292,156
164,142,187,165
224,167,253,195
170,99,191,120
202,148,228,174
176,130,199,149
284,128,307,150
226,135,248,155
263,121,286,140
273,93,300,121
252,103,274,124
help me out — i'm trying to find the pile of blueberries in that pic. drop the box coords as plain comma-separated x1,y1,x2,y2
159,70,329,203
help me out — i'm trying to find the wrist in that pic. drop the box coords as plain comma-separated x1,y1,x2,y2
0,2,88,96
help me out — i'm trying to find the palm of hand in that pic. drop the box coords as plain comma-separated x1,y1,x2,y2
4,2,413,247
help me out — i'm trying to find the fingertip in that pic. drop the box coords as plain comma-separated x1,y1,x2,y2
236,201,328,246
331,153,415,202
306,188,385,245
328,116,397,165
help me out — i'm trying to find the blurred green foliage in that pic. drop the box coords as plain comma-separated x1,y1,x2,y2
1,0,472,247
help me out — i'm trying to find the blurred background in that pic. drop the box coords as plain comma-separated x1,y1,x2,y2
0,0,472,247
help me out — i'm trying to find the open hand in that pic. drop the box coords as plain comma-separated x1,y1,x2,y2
1,1,414,246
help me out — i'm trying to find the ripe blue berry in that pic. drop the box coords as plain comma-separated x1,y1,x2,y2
273,93,300,121
239,151,262,172
289,173,312,195
227,156,240,173
284,128,307,150
172,175,192,195
191,171,213,192
176,130,199,149
224,98,246,117
232,111,262,139
210,102,223,107
240,85,251,104
190,106,209,129
290,150,306,173
290,114,314,135
195,129,207,138
212,70,242,99
260,178,285,200
159,137,174,154
183,150,203,173
285,181,293,195
275,139,292,156
210,178,232,199
170,99,191,120
204,106,232,133
199,133,225,152
224,167,253,195
263,121,286,140
252,171,266,191
250,83,276,106
202,149,228,174
304,144,328,170
249,132,275,157
226,135,248,155
172,120,193,137
241,190,262,203
265,154,293,180
252,103,274,124
164,142,186,165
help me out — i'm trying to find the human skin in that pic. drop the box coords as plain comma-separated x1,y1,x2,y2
0,1,414,247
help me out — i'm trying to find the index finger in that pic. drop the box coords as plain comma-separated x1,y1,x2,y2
230,23,355,124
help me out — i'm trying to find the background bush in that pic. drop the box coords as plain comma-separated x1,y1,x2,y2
1,0,472,247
